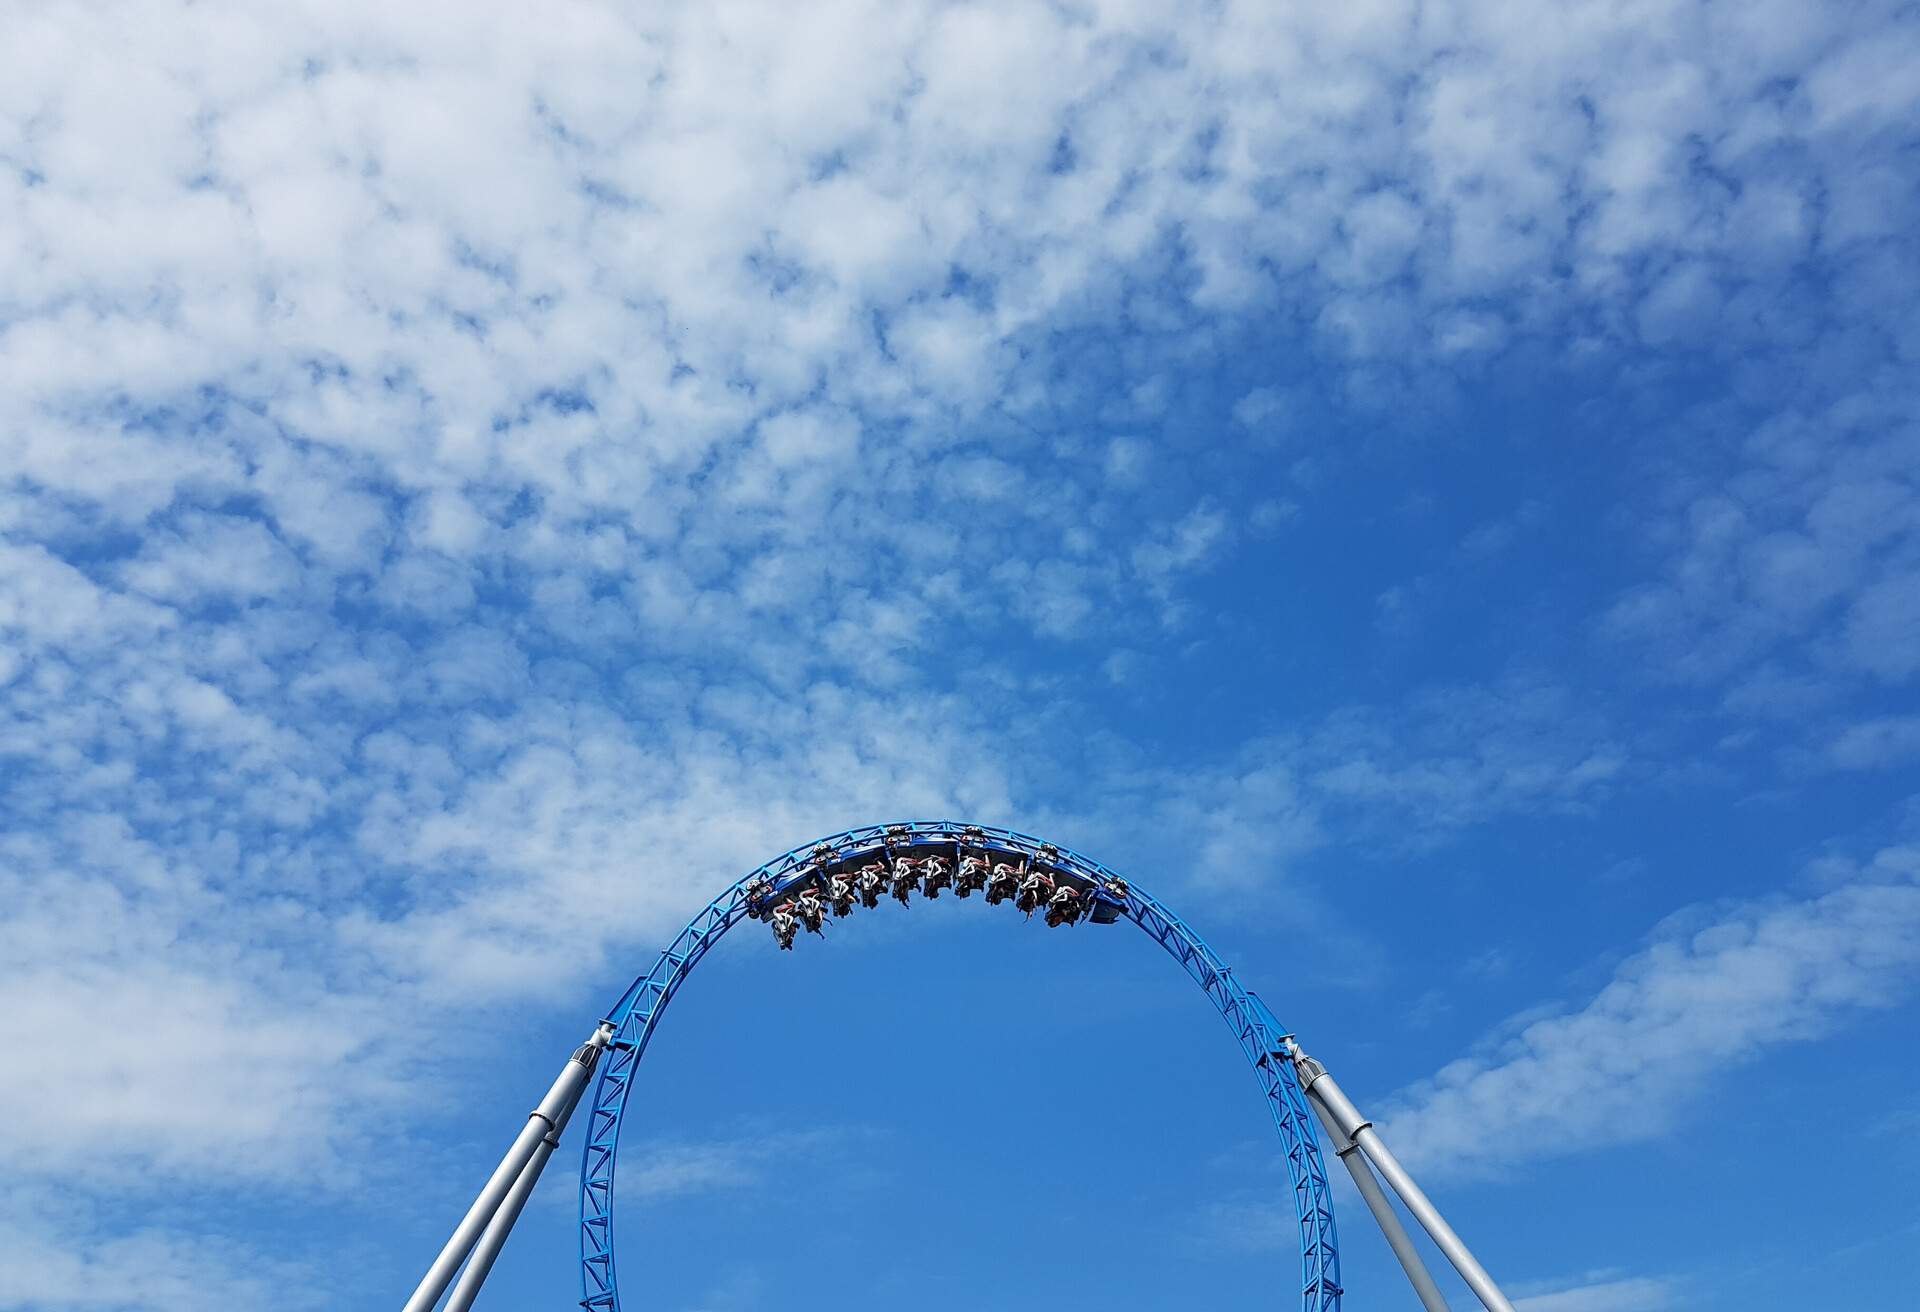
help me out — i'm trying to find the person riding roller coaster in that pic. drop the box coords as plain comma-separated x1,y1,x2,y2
769,900,799,950
984,859,1018,905
889,854,919,905
743,877,774,916
856,861,886,908
955,852,987,897
1044,882,1083,927
795,887,828,936
1015,867,1054,917
827,871,855,917
920,854,952,899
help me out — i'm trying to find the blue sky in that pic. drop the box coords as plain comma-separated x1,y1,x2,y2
2,2,1918,1310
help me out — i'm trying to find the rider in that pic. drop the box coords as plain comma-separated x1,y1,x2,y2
921,854,950,899
985,860,1018,905
770,900,799,950
744,877,775,918
1015,867,1053,917
890,853,919,905
827,871,855,916
956,852,986,897
1045,882,1081,927
795,887,828,935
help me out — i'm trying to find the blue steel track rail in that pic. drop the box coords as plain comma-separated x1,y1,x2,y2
578,820,1342,1311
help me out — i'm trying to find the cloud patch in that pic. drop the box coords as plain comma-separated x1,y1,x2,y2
1384,842,1920,1176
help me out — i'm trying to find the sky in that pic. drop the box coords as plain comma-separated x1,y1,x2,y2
2,1,1918,1309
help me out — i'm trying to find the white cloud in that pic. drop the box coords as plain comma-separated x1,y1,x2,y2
1301,683,1628,836
0,1193,315,1312
1131,503,1232,599
1384,842,1920,1176
1512,1273,1678,1312
610,1126,863,1202
1105,436,1152,485
1231,387,1292,434
1193,1196,1308,1254
1828,715,1920,771
1602,384,1920,710
1070,678,1629,901
1845,569,1920,681
120,515,303,605
0,816,401,1187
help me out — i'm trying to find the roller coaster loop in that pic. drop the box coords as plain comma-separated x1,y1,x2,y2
576,820,1342,1312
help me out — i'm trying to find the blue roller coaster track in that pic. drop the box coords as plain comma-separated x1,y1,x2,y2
576,820,1343,1312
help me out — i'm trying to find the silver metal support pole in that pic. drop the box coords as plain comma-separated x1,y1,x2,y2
1306,1094,1450,1311
402,1024,613,1312
441,1126,562,1310
1293,1045,1514,1312
441,1035,601,1312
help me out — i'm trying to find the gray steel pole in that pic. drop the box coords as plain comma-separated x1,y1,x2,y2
1293,1046,1514,1312
441,1125,564,1310
402,1025,612,1312
1306,1093,1450,1311
442,1032,602,1312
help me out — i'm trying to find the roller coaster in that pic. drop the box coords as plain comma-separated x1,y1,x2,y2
402,821,1517,1312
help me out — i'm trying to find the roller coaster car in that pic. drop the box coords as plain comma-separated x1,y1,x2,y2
1080,876,1127,924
